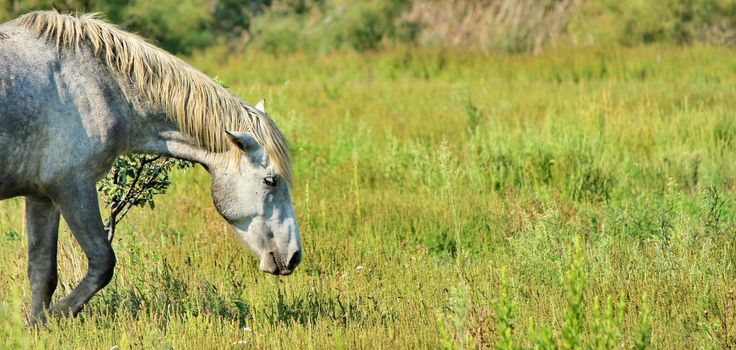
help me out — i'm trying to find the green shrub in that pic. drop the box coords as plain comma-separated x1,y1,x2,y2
333,0,412,51
251,14,306,55
124,0,214,55
581,0,736,46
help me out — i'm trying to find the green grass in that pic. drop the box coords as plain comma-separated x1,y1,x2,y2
2,45,736,348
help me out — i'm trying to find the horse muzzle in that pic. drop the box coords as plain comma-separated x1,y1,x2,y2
259,248,302,275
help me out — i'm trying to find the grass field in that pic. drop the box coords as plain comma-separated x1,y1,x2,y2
2,45,736,349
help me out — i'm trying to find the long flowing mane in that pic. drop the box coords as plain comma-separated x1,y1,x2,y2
17,11,291,182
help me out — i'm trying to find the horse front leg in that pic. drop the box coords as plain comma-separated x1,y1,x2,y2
25,196,60,324
48,180,116,317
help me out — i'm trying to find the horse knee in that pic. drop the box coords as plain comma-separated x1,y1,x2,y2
91,250,116,288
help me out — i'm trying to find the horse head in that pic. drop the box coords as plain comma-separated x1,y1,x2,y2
210,102,302,275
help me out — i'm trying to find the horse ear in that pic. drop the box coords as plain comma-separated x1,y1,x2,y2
255,99,266,113
225,131,260,152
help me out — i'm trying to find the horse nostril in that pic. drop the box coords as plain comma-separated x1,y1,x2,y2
287,249,302,270
259,251,279,275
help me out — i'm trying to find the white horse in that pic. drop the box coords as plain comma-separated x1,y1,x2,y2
0,11,302,322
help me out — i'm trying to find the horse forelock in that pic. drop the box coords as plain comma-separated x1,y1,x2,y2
17,11,292,183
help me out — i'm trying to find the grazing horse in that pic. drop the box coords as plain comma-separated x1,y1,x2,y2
0,11,302,322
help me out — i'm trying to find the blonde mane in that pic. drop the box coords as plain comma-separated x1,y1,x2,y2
17,11,291,182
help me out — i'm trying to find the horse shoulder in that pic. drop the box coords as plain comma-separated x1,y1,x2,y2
0,23,132,193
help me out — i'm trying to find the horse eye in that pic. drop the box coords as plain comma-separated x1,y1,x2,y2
264,176,276,187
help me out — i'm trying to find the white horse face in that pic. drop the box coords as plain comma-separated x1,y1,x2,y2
211,131,302,275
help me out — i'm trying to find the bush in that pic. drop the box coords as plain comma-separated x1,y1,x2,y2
123,0,214,55
251,0,413,54
251,14,308,55
576,0,736,47
333,1,410,51
338,3,388,51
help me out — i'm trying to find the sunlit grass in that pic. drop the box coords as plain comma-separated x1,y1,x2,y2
1,45,736,348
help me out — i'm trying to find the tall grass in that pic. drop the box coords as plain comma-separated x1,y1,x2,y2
404,0,578,54
0,44,735,348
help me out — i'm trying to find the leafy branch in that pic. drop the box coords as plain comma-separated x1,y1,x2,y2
97,154,191,241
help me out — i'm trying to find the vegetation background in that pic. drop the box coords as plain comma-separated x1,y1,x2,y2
1,0,736,348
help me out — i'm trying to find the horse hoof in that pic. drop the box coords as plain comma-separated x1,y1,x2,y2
26,312,49,328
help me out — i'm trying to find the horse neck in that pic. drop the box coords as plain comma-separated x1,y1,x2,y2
127,113,223,170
